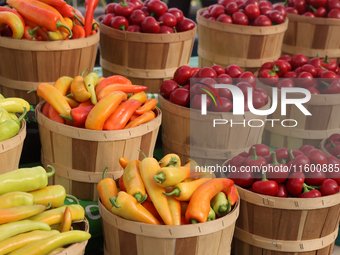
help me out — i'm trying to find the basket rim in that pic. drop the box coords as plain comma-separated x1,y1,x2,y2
35,101,162,142
320,137,331,156
287,12,340,25
196,7,288,35
0,119,26,152
98,197,239,238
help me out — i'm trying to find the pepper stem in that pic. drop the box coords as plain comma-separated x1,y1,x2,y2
329,141,338,150
65,194,80,204
153,172,166,183
46,165,55,178
16,107,27,124
109,197,121,208
218,204,229,216
173,26,177,33
59,114,73,122
138,150,147,159
190,219,199,224
323,55,331,64
72,10,84,26
163,187,181,197
271,152,279,166
27,26,41,38
27,90,37,94
102,167,108,180
165,157,179,167
81,69,88,77
121,0,128,6
310,5,317,12
321,81,330,87
119,25,126,31
288,149,295,161
262,170,268,181
133,192,147,203
46,203,51,210
272,65,280,73
250,147,259,161
56,20,73,38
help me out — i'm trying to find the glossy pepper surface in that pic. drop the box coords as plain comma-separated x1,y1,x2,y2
123,160,147,203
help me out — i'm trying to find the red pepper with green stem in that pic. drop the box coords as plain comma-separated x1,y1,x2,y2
258,68,279,86
60,105,94,128
23,18,49,41
286,172,305,197
84,0,100,37
298,183,322,198
115,0,136,17
244,147,267,168
287,149,310,172
276,184,288,197
266,152,289,184
7,0,72,37
321,55,337,72
252,171,278,196
248,144,270,157
23,26,41,40
306,149,327,165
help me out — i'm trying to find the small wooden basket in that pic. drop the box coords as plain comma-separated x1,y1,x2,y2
159,94,271,166
58,219,90,255
282,13,340,60
36,101,161,201
98,198,240,255
233,187,340,254
258,82,340,149
97,16,197,93
0,119,26,173
196,8,288,72
0,33,99,105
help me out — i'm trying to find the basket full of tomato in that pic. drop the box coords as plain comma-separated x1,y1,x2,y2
97,0,197,93
196,0,288,73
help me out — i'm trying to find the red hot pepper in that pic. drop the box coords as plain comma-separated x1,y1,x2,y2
84,0,100,37
299,144,315,155
276,184,288,198
23,26,41,40
298,184,322,198
287,149,310,172
60,105,94,128
227,168,254,188
248,144,270,157
306,149,327,165
115,0,136,17
271,60,291,77
328,134,340,143
286,172,305,197
274,147,289,163
266,152,289,184
258,68,279,86
244,147,267,168
252,171,278,196
320,179,339,196
330,144,340,158
321,55,337,72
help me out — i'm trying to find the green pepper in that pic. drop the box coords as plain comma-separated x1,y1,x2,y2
0,108,18,124
207,206,216,221
0,98,30,113
84,72,99,105
0,165,55,195
211,192,231,217
0,220,51,243
0,107,27,142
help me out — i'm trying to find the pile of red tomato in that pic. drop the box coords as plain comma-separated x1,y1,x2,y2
160,64,269,111
324,133,340,157
226,144,340,198
201,0,287,26
285,0,340,18
101,0,195,33
258,53,340,94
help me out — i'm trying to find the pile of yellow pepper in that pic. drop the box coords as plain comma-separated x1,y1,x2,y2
0,94,29,142
98,153,239,225
0,165,90,255
37,72,158,130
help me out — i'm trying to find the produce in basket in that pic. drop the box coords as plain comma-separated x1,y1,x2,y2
284,0,340,18
97,153,239,225
101,0,195,33
324,133,340,157
226,143,340,197
1,0,98,40
258,53,340,94
35,73,157,130
0,165,90,255
201,0,286,25
160,64,269,111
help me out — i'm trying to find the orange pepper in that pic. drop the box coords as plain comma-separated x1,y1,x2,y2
0,204,48,224
119,157,130,169
37,83,71,116
167,195,181,226
129,112,140,122
23,17,49,41
222,184,239,206
139,154,173,225
48,106,65,124
185,179,234,223
125,110,156,129
97,167,118,211
72,24,85,39
41,102,50,117
54,76,73,96
159,154,181,168
58,206,72,232
163,177,213,202
85,91,127,130
141,201,164,224
95,75,132,96
103,99,141,130
135,99,157,115
97,84,148,101
128,91,147,104
70,76,91,102
123,160,147,203
110,191,161,225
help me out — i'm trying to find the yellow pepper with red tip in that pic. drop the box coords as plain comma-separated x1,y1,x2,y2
123,160,147,203
0,12,24,39
0,204,49,225
223,184,239,206
110,191,160,225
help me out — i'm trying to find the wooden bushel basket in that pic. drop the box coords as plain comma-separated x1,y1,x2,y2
282,13,340,60
0,33,99,105
0,119,26,173
35,101,161,201
320,137,331,156
258,83,340,149
58,219,90,255
233,187,340,254
98,198,240,255
159,94,271,167
97,15,197,93
196,8,288,72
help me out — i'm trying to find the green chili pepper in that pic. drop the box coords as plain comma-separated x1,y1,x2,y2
84,72,99,105
0,220,51,243
8,230,91,255
0,108,15,125
0,98,30,113
0,107,27,142
0,165,55,195
211,192,232,217
207,206,216,221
